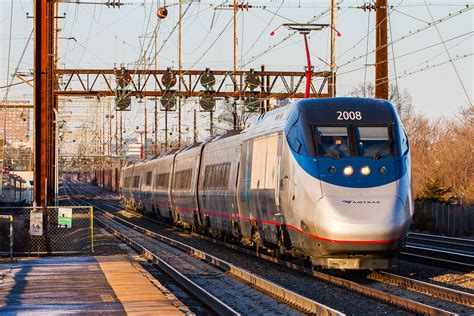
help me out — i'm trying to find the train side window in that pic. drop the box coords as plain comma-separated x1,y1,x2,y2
175,169,192,191
145,172,152,186
287,124,300,153
400,128,409,156
132,176,140,188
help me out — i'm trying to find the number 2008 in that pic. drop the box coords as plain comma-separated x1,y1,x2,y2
337,111,362,120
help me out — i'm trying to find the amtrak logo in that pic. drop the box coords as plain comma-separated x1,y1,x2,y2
342,200,381,204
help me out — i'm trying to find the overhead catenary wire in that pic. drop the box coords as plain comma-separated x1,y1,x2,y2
423,0,472,106
337,5,472,70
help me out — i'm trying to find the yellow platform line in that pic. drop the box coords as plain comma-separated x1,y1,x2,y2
96,256,184,316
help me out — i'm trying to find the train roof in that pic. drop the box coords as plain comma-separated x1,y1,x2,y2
291,97,398,124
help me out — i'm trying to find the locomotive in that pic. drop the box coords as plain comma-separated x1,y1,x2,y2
120,98,413,269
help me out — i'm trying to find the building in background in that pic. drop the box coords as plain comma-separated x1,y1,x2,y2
0,107,31,143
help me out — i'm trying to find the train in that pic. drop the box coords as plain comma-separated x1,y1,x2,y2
1,172,33,206
119,97,413,269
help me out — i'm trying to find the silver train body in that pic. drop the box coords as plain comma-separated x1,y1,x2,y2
120,98,413,269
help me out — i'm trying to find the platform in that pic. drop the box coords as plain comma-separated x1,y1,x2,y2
0,255,186,315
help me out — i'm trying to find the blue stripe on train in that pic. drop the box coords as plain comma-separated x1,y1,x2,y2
289,147,406,188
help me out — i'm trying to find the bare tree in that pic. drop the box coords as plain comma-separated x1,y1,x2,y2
215,99,258,132
349,83,415,129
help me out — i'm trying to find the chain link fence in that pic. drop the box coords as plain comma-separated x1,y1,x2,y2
0,206,94,256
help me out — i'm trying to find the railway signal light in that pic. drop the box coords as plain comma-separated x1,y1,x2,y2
157,6,168,19
245,69,260,91
245,93,259,113
162,69,177,90
200,68,215,92
199,93,216,112
161,92,176,111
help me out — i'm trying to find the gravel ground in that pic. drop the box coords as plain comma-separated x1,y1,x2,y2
390,259,474,294
69,184,414,315
68,182,474,315
61,185,212,315
97,212,304,315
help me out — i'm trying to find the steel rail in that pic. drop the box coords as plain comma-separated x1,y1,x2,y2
407,233,474,253
62,183,240,316
65,182,458,315
367,271,474,308
97,212,343,316
64,183,342,316
401,245,474,271
95,215,241,316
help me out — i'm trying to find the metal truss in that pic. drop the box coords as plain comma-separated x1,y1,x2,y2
52,69,334,99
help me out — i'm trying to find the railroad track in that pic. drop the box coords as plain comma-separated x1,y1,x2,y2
62,182,341,315
401,233,474,271
63,181,474,315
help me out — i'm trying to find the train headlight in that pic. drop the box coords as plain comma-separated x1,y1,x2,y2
360,166,371,176
328,166,336,174
343,166,353,176
379,166,387,174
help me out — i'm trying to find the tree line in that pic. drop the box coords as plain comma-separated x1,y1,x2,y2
351,83,473,204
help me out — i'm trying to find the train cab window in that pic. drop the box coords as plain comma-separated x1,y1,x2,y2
314,127,350,158
356,127,392,158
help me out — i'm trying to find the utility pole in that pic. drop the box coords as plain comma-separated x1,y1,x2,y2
34,0,56,206
233,0,238,128
154,29,158,154
119,111,123,164
193,109,197,143
330,0,337,97
178,0,182,147
108,98,112,160
375,0,388,99
143,51,147,158
233,0,237,77
115,104,118,157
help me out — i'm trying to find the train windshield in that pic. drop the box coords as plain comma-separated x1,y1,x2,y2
314,127,350,158
314,126,393,158
356,126,392,159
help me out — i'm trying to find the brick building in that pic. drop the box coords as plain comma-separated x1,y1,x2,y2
0,108,30,143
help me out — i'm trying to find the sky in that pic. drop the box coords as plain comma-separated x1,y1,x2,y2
0,0,472,148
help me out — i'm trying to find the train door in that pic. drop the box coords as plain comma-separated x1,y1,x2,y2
249,133,282,246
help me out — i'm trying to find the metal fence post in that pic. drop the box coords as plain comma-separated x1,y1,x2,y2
9,215,13,263
89,206,94,254
0,215,14,262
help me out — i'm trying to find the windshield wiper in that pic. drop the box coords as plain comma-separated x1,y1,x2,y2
373,140,391,160
328,148,341,160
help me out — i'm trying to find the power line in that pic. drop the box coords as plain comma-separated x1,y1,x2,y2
338,5,472,70
424,0,472,106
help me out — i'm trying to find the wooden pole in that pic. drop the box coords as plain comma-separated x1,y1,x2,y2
330,0,337,97
375,0,388,99
154,29,158,154
143,50,147,158
178,0,182,147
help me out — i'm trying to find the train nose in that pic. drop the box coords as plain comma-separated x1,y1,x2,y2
315,195,410,243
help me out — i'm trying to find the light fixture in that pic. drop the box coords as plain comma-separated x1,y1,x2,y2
343,166,353,176
328,166,336,174
361,166,371,176
379,166,387,175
